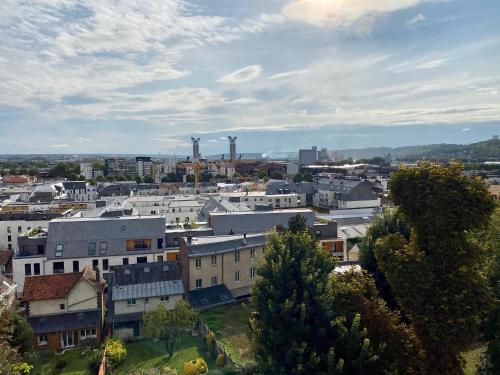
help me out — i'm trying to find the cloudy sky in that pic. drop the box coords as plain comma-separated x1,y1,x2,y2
0,0,499,154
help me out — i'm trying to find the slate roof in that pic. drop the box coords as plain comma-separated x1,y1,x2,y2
28,309,101,334
107,262,182,286
266,181,315,195
112,279,184,301
188,284,235,310
198,198,251,221
209,209,315,235
22,266,97,302
185,233,267,256
62,181,86,190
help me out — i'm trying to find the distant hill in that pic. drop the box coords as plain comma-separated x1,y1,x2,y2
336,137,500,162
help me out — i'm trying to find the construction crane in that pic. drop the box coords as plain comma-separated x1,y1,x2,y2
194,162,201,194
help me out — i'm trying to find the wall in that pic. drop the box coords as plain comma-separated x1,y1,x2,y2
29,297,66,316
12,256,46,293
114,294,182,315
339,199,381,209
67,279,99,312
0,220,50,251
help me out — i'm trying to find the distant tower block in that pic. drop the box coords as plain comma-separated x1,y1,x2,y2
228,136,237,161
191,137,201,162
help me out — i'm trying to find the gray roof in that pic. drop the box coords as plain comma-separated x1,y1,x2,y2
198,197,251,221
107,261,182,286
318,180,377,201
209,209,315,235
185,233,267,256
112,279,184,301
266,181,315,195
188,284,234,310
63,181,86,190
28,309,101,334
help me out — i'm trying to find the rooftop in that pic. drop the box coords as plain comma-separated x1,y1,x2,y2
112,279,184,301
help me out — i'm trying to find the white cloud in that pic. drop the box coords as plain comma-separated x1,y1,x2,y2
208,139,218,143
462,128,471,132
282,0,424,28
77,137,93,143
51,144,70,148
268,69,310,80
218,65,262,83
407,13,426,26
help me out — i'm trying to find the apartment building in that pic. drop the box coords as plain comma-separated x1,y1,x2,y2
22,266,103,351
136,157,153,178
314,180,380,210
63,181,98,202
12,215,166,293
179,233,267,300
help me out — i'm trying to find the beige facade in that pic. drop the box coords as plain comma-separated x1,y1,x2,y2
187,245,264,298
29,278,99,316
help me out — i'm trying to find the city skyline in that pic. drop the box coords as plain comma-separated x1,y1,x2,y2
1,0,499,153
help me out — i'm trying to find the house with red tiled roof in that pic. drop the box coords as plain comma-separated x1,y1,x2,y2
22,266,104,351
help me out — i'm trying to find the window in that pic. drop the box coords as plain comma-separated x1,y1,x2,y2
195,279,202,288
160,296,169,302
60,304,65,310
235,271,240,282
37,244,44,255
122,258,129,265
38,334,48,345
250,267,256,279
127,299,136,306
250,248,256,260
92,259,98,270
102,259,109,271
157,238,164,249
211,276,218,286
80,328,96,339
99,242,107,255
7,227,11,234
211,255,217,266
88,242,96,255
234,250,240,263
157,255,164,262
18,226,22,233
7,244,11,250
7,235,11,242
195,258,201,268
55,244,64,257
24,264,32,276
33,263,40,275
144,266,150,273
121,225,126,231
73,261,79,273
53,262,64,274
137,256,147,263
126,239,151,251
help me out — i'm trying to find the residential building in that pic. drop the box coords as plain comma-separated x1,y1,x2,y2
221,191,306,210
136,157,153,178
0,275,16,311
299,146,318,165
104,158,125,177
22,266,103,351
12,215,166,293
315,180,380,210
80,163,93,180
63,181,97,202
208,209,315,235
106,262,184,339
179,233,267,301
266,180,316,205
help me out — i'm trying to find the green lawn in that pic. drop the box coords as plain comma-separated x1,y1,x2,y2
463,343,486,375
116,335,233,374
200,303,254,366
35,348,91,375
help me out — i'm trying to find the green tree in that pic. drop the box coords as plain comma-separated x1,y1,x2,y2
0,308,21,375
270,171,284,180
9,313,33,355
96,175,105,182
185,174,195,183
183,357,208,375
105,338,127,370
143,300,198,358
287,214,308,233
375,162,495,374
144,176,154,183
135,176,142,184
293,173,304,183
302,173,313,182
359,209,410,310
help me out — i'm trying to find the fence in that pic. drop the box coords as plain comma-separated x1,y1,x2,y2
198,320,236,368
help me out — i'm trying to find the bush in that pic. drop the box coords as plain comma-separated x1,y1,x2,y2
162,366,177,375
87,349,103,374
55,357,67,369
105,338,127,369
205,331,216,357
215,353,225,368
183,357,208,375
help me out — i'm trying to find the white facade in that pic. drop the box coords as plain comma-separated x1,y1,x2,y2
136,158,153,178
66,183,98,202
220,191,307,209
0,220,50,251
80,163,93,180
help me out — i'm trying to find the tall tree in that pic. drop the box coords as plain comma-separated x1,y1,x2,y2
251,225,382,374
375,162,495,374
143,300,198,358
359,209,410,310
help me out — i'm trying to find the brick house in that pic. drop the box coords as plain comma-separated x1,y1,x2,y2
22,266,104,351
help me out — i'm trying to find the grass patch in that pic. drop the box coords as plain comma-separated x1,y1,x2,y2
115,335,231,374
35,348,91,375
463,343,486,375
200,303,254,366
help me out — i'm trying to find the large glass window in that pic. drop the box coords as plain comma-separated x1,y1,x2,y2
126,239,151,250
88,242,96,255
55,244,64,257
99,242,107,254
53,262,64,274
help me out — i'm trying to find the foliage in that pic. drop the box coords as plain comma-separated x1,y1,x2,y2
136,176,143,184
143,300,199,358
0,308,21,375
215,354,225,368
375,162,495,374
162,366,177,375
87,348,103,374
144,176,154,183
183,357,208,375
270,172,284,180
359,208,410,310
105,338,127,369
13,363,33,374
205,332,216,357
287,214,308,234
10,313,34,355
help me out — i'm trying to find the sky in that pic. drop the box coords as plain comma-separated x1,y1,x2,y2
0,0,499,155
